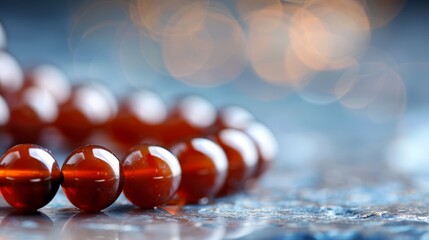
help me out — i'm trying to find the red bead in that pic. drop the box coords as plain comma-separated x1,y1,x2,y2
61,145,123,211
212,129,258,196
109,90,167,150
7,86,58,143
215,105,254,131
171,138,227,204
122,144,181,208
0,51,23,94
24,65,71,104
56,84,117,144
162,96,216,146
0,144,61,211
243,121,278,179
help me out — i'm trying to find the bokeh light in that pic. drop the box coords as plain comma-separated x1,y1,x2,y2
359,0,406,29
162,2,247,87
65,0,408,121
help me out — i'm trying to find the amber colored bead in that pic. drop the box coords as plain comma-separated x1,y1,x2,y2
214,105,254,132
61,145,123,211
212,129,258,196
171,138,227,204
24,65,71,104
0,144,62,211
7,86,59,143
0,51,23,94
56,84,117,143
122,144,181,208
161,96,216,146
109,90,167,150
243,121,278,179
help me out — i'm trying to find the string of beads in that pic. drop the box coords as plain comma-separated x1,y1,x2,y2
0,22,278,212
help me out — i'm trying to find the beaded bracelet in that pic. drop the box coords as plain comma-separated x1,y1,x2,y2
0,128,271,212
0,22,278,212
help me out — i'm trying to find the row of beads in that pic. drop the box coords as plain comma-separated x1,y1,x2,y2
0,124,274,212
0,26,276,177
0,21,278,212
0,52,273,159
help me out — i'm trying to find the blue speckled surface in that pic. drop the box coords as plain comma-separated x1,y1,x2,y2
1,165,429,240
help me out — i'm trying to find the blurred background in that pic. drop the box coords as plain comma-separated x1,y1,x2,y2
0,0,428,179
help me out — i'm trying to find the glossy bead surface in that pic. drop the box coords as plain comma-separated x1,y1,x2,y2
162,96,216,146
0,51,23,94
243,121,278,179
109,90,167,150
61,145,123,211
7,86,58,143
213,129,258,196
0,144,61,211
24,65,71,104
56,84,117,143
171,138,227,204
214,105,254,132
123,144,181,208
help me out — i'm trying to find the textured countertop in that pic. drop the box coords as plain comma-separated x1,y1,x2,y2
1,163,428,240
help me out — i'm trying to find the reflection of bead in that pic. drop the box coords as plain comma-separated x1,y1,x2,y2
61,145,123,212
171,138,227,204
212,129,258,196
161,96,216,146
0,144,62,211
123,144,181,208
56,84,117,144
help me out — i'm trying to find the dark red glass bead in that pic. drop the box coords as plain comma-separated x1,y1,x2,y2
122,144,181,208
24,65,71,104
61,145,123,211
171,138,227,204
214,105,254,132
55,84,117,143
161,96,216,146
212,129,258,196
243,121,278,179
0,51,23,94
0,144,61,211
7,86,58,143
109,90,167,150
